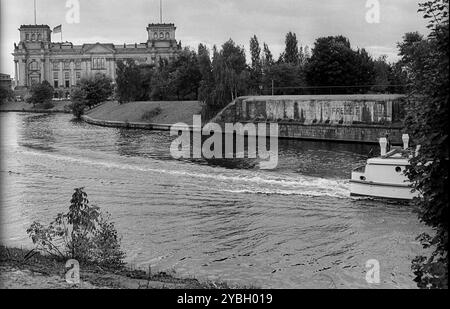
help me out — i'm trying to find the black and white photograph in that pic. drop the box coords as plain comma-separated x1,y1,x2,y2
0,0,448,294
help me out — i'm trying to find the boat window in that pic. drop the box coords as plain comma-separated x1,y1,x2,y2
360,176,366,181
395,166,402,173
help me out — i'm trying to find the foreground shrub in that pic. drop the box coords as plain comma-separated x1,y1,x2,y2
27,188,125,269
400,0,448,289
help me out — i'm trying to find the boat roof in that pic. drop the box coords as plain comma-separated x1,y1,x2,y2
367,148,412,165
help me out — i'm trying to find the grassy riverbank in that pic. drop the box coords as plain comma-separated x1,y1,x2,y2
0,246,247,289
87,101,203,125
0,100,72,113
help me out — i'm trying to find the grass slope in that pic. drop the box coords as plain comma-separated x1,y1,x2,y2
87,101,203,125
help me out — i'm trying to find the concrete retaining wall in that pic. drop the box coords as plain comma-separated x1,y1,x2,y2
212,95,406,144
81,115,200,131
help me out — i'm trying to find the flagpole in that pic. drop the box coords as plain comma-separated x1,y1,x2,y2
34,0,37,25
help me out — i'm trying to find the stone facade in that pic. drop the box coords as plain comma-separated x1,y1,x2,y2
236,95,406,125
12,23,181,97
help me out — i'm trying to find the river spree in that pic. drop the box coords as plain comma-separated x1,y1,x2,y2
0,112,428,288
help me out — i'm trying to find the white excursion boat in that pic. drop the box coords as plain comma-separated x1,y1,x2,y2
350,134,419,200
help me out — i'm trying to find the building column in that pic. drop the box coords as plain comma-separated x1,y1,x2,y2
14,60,18,88
59,61,63,88
20,59,27,87
70,61,75,86
110,59,115,80
40,58,45,83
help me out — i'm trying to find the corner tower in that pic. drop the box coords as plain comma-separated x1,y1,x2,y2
13,25,52,88
147,23,177,48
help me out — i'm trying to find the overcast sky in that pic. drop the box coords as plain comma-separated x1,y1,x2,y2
1,0,429,77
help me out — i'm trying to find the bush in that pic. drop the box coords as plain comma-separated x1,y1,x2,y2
26,188,126,269
69,87,87,119
80,74,113,109
91,214,126,268
37,101,55,110
400,0,448,288
0,86,14,104
28,81,54,107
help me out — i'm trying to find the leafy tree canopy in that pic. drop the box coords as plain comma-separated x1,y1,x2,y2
28,81,54,106
400,0,449,289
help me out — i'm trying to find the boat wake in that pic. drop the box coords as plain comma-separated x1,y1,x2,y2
20,149,351,199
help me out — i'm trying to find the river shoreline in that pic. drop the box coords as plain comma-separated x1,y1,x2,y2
0,246,248,289
0,100,72,114
0,112,426,288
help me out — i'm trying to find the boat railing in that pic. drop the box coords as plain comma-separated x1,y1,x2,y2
352,165,366,173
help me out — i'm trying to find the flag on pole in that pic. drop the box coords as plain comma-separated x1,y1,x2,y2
53,25,62,33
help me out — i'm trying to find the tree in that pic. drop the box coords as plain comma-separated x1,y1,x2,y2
371,55,391,92
262,43,274,69
203,39,249,108
28,81,54,107
69,87,87,119
263,63,304,95
354,48,376,92
0,86,14,104
249,35,263,93
283,32,299,65
370,55,407,93
169,48,202,100
139,64,156,101
150,58,171,100
306,35,375,93
400,0,449,289
387,61,409,93
197,43,215,107
79,74,113,108
27,188,125,268
116,59,143,103
197,44,213,82
298,45,311,68
397,32,431,82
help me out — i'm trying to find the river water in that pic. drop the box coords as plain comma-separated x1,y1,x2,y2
0,112,427,288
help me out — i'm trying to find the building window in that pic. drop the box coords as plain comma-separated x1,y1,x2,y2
63,61,70,70
26,34,30,41
76,71,81,83
165,32,170,39
31,33,36,41
64,72,70,87
29,61,39,71
53,62,59,70
53,72,59,88
37,34,41,41
75,61,81,70
92,58,106,70
159,32,164,39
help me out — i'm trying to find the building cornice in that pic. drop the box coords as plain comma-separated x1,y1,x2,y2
19,24,51,29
